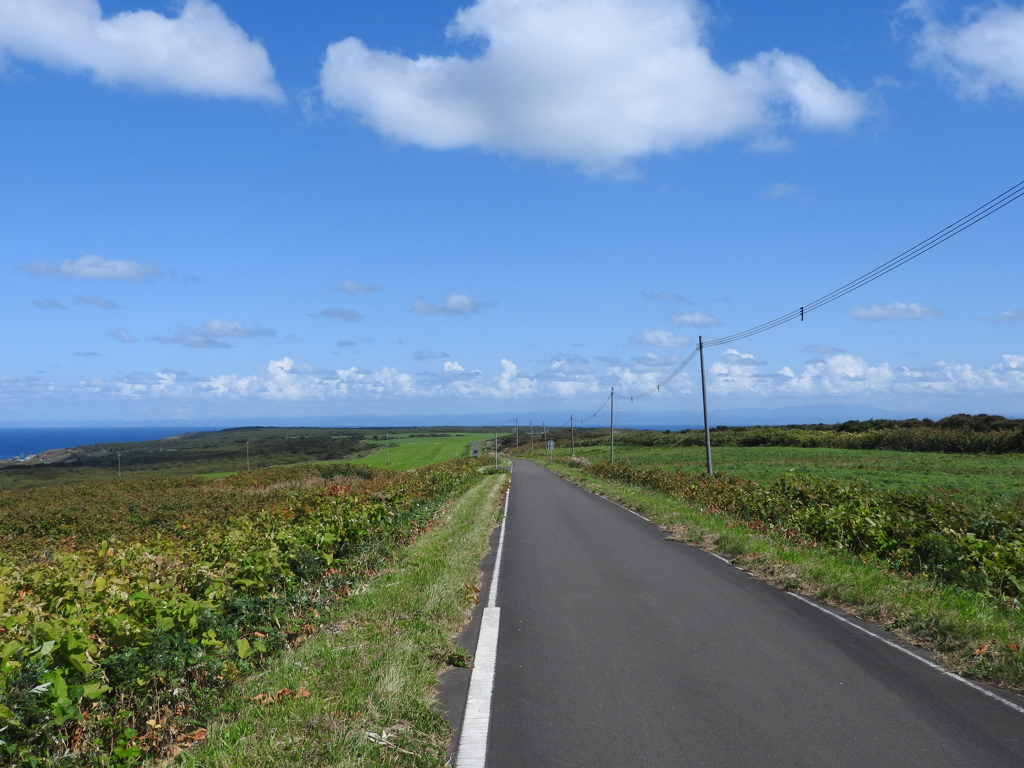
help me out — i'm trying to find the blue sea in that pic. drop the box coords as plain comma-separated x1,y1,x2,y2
0,427,224,460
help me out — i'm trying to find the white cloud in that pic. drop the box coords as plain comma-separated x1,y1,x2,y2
317,307,364,320
443,361,466,373
903,0,1024,99
851,302,941,321
8,352,1024,416
670,311,720,327
0,0,283,101
637,329,693,348
154,319,275,348
760,182,800,200
412,292,491,315
981,308,1024,324
22,254,160,280
337,280,381,294
320,0,866,171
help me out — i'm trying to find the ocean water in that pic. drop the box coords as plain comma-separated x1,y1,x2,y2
0,427,221,460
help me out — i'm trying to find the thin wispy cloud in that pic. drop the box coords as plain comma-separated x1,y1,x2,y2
670,312,721,327
317,307,364,321
320,0,867,172
74,294,120,309
0,0,283,101
981,309,1024,324
761,182,800,200
33,298,68,310
413,292,492,316
851,302,941,321
154,319,275,348
337,280,381,294
22,255,160,281
109,328,138,343
803,344,846,355
636,329,692,348
415,350,451,360
642,290,691,303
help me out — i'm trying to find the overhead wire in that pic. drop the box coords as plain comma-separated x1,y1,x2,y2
574,177,1024,419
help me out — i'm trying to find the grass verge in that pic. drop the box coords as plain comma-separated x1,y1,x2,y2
540,460,1024,695
173,470,508,767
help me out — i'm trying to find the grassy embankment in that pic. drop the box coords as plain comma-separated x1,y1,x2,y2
177,469,507,768
522,442,1024,693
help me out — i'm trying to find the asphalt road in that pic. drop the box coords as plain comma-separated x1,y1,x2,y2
480,459,1024,767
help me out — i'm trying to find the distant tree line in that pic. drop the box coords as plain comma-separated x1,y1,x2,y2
516,414,1024,455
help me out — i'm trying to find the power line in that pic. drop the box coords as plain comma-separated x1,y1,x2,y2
613,177,1024,403
704,178,1024,348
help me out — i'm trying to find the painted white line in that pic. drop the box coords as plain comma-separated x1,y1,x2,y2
487,488,510,608
457,478,511,767
786,592,1024,717
456,606,501,768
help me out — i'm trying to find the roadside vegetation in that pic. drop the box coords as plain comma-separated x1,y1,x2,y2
0,456,504,766
511,420,1024,692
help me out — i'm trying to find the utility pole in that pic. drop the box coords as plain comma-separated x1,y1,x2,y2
699,336,713,476
515,418,519,448
610,387,615,464
117,452,122,479
386,432,390,466
529,421,534,454
494,429,498,468
570,415,575,457
246,441,250,471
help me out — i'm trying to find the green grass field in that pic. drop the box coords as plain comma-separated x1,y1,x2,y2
570,443,1024,511
348,433,483,470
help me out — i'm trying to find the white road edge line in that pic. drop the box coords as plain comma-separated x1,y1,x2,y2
456,478,511,767
786,591,1024,717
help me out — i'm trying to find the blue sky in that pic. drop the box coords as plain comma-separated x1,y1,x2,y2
2,0,1023,426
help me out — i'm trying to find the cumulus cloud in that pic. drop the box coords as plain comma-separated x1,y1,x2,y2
22,254,160,280
0,0,283,101
412,292,491,315
708,349,1024,401
154,319,275,348
903,0,1024,99
851,302,941,321
317,307,364,320
319,0,866,171
74,294,119,309
981,308,1024,324
337,279,381,294
670,311,720,327
637,329,693,348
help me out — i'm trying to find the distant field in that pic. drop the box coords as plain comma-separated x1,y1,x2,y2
349,433,482,470
569,444,1024,511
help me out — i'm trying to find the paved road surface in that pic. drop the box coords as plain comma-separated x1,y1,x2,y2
479,460,1024,767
